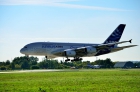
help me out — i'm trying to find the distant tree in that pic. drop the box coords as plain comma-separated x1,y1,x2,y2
14,64,21,70
31,65,40,69
29,56,38,65
38,59,49,69
0,60,11,70
90,61,96,65
21,60,30,69
12,57,21,64
94,58,114,68
72,61,83,69
47,60,59,69
77,63,83,69
11,56,39,70
105,58,114,68
10,63,15,70
57,64,64,69
5,60,10,65
0,62,6,66
63,61,74,67
8,56,116,69
82,61,90,65
0,66,6,70
95,59,104,65
51,60,59,69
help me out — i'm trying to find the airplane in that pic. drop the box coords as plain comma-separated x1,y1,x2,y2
20,24,138,61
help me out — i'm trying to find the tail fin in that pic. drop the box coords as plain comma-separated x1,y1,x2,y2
103,24,126,44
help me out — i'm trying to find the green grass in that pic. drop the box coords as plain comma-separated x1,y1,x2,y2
0,69,140,92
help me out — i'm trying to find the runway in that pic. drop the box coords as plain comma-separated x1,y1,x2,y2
0,69,64,73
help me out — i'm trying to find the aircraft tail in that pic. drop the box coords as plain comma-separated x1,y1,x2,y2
103,24,126,44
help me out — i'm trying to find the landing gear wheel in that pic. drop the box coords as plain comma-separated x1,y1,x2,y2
72,57,83,61
25,55,29,61
65,59,70,62
71,59,74,62
79,58,83,61
45,56,47,59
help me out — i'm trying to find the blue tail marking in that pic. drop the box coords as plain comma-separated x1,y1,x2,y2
103,24,126,44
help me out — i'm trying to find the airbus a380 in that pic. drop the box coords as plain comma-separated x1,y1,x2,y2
20,24,137,61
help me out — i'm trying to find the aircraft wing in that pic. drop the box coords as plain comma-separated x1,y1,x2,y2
51,40,137,57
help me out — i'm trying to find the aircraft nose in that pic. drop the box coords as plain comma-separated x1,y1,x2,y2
20,48,25,54
20,48,23,54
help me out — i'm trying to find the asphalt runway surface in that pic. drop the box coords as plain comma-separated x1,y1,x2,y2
0,69,65,73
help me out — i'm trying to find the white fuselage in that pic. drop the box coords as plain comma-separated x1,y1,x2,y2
20,42,100,58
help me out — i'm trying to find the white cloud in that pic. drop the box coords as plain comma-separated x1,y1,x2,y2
0,0,77,5
0,0,129,11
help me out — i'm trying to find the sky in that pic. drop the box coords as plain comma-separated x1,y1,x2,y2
0,0,140,62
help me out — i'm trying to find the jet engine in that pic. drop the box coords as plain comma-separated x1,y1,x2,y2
85,46,97,54
76,46,97,56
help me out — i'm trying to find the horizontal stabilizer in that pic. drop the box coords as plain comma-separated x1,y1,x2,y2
129,39,132,43
110,45,138,53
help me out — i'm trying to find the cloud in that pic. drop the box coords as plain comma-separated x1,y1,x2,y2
0,0,77,5
0,0,129,11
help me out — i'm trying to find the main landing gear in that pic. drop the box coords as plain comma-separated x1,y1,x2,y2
65,57,83,62
65,58,70,62
25,55,29,60
45,56,47,59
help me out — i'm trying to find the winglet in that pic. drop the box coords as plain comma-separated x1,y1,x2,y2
129,39,132,43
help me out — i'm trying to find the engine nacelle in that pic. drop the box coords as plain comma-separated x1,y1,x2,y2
85,46,97,54
65,50,76,57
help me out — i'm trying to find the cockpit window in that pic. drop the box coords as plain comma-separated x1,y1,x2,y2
24,46,27,48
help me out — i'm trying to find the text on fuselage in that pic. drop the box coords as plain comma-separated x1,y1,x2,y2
42,44,63,48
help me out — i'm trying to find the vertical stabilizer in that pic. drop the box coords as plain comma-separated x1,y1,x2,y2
103,24,126,44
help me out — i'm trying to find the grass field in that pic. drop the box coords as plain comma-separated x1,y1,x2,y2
0,69,140,92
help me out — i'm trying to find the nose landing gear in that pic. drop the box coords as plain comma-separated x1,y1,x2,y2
45,56,47,59
71,57,83,61
65,57,83,62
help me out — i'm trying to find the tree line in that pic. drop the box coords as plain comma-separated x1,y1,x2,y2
0,56,118,70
